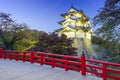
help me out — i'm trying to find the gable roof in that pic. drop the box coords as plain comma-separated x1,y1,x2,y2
67,6,79,13
60,27,76,32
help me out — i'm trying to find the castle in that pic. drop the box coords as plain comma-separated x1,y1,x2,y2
58,6,96,58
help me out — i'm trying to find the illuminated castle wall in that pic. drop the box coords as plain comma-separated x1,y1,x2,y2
58,6,96,58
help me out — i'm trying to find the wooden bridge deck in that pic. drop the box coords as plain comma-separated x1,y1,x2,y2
0,59,102,80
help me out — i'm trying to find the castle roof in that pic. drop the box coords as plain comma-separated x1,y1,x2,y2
59,27,76,33
67,6,79,13
61,6,87,19
57,26,93,34
58,20,65,25
58,6,93,34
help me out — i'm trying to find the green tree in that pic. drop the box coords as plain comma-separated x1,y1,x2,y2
0,13,28,50
92,35,120,63
13,29,45,51
31,32,77,56
92,0,120,63
93,0,120,42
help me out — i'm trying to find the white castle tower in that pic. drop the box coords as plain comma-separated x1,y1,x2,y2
58,6,97,58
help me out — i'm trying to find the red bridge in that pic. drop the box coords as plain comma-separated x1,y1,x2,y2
0,48,120,80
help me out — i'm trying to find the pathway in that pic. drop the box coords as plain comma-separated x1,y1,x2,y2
0,59,102,80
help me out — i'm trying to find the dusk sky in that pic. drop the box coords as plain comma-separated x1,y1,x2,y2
0,0,105,32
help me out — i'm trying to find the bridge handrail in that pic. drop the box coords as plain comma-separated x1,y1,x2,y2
0,48,120,80
86,59,120,67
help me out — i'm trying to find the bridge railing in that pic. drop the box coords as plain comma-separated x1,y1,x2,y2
0,48,120,80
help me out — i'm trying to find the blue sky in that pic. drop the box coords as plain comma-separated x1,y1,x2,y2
0,0,105,32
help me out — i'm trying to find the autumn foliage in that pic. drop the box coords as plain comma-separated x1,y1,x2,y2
30,32,77,56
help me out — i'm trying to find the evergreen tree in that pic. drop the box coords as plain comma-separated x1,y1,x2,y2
93,0,120,63
93,0,120,42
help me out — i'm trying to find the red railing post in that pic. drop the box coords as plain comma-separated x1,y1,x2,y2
52,58,55,68
102,62,107,80
3,53,7,59
22,52,26,62
30,51,34,64
81,54,86,76
9,50,12,60
65,57,68,71
0,48,3,59
40,54,44,65
15,54,19,61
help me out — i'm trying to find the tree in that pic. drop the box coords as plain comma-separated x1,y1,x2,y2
31,32,77,56
13,29,45,51
92,0,120,63
92,35,120,62
0,13,28,50
93,0,120,42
